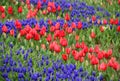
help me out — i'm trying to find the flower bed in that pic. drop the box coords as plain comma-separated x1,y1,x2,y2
0,0,120,81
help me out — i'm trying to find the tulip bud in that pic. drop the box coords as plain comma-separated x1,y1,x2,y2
36,45,39,51
2,32,6,39
30,41,34,47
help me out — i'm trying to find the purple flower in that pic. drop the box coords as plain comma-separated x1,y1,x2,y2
5,78,11,81
21,67,26,74
9,42,13,48
6,67,11,73
16,50,20,55
75,76,82,81
45,76,50,81
31,73,38,80
116,12,120,17
2,73,8,78
42,55,45,61
43,68,47,74
89,75,95,81
92,71,96,76
18,73,24,78
24,53,29,60
99,75,104,81
39,77,42,81
21,49,25,54
46,60,49,65
78,66,83,72
47,67,53,74
74,70,79,76
3,58,9,64
18,61,22,67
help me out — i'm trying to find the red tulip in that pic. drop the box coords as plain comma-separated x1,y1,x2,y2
92,15,96,21
46,34,52,42
118,0,120,5
110,18,114,24
103,19,107,25
34,33,40,41
59,30,65,37
72,50,77,57
88,53,92,60
65,13,70,21
24,25,32,32
40,30,45,36
20,29,27,36
35,24,40,31
91,57,99,65
79,57,84,63
15,20,22,29
51,6,56,13
0,6,5,13
26,33,33,40
43,0,46,2
50,26,55,32
8,6,13,14
54,30,60,38
63,23,68,29
60,38,68,47
83,46,88,53
57,5,61,11
32,9,38,17
75,42,80,49
37,1,41,9
10,29,14,36
77,21,82,29
71,22,76,28
26,13,31,19
67,27,73,34
54,44,61,53
112,61,119,71
27,4,31,10
114,18,119,25
62,54,68,61
26,0,30,5
29,28,37,36
100,26,104,32
78,50,84,57
2,25,8,33
1,13,5,19
49,43,54,51
94,45,100,53
99,62,107,71
104,52,110,59
97,51,104,60
55,22,60,30
75,35,79,41
80,41,85,49
47,6,51,12
42,10,47,15
108,58,114,67
40,26,46,36
90,31,96,39
107,49,112,56
65,47,71,55
108,57,119,70
117,26,120,32
47,19,52,25
18,6,22,13
89,47,94,53
74,53,79,61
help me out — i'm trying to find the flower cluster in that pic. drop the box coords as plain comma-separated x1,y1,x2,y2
0,42,104,81
0,0,120,80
